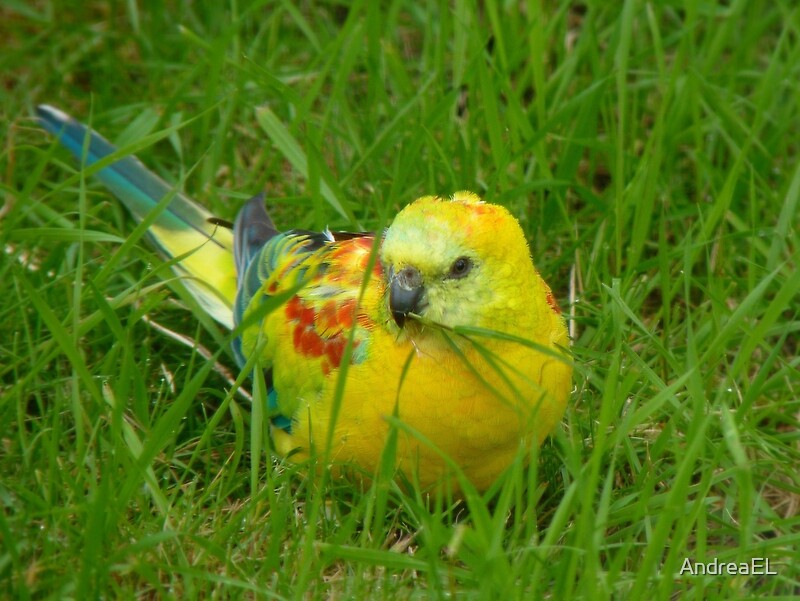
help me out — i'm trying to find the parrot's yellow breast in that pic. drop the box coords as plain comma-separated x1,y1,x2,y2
272,311,571,492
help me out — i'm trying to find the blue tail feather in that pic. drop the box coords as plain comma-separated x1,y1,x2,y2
37,104,237,327
39,104,287,427
36,105,220,246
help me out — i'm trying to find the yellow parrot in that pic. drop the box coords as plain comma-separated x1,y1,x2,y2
38,105,572,492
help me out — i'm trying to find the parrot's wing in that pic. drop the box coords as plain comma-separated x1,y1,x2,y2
37,105,236,327
232,208,382,431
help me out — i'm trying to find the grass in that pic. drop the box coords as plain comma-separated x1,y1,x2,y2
2,0,799,598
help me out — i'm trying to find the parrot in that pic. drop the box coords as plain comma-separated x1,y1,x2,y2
37,104,572,493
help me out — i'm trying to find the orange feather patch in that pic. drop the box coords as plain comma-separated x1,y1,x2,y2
284,236,381,376
545,290,562,315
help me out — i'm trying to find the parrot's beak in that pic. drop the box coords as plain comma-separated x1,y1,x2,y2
389,266,424,328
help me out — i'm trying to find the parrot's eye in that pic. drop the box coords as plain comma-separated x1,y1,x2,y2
448,256,473,279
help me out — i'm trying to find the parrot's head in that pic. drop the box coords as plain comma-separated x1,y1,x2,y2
380,192,541,336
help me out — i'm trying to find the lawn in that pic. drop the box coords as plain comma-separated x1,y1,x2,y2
2,0,799,598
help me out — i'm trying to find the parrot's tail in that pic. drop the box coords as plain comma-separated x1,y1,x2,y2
37,104,237,328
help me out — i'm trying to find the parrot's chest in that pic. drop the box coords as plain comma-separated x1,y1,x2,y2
347,361,533,490
277,333,558,490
